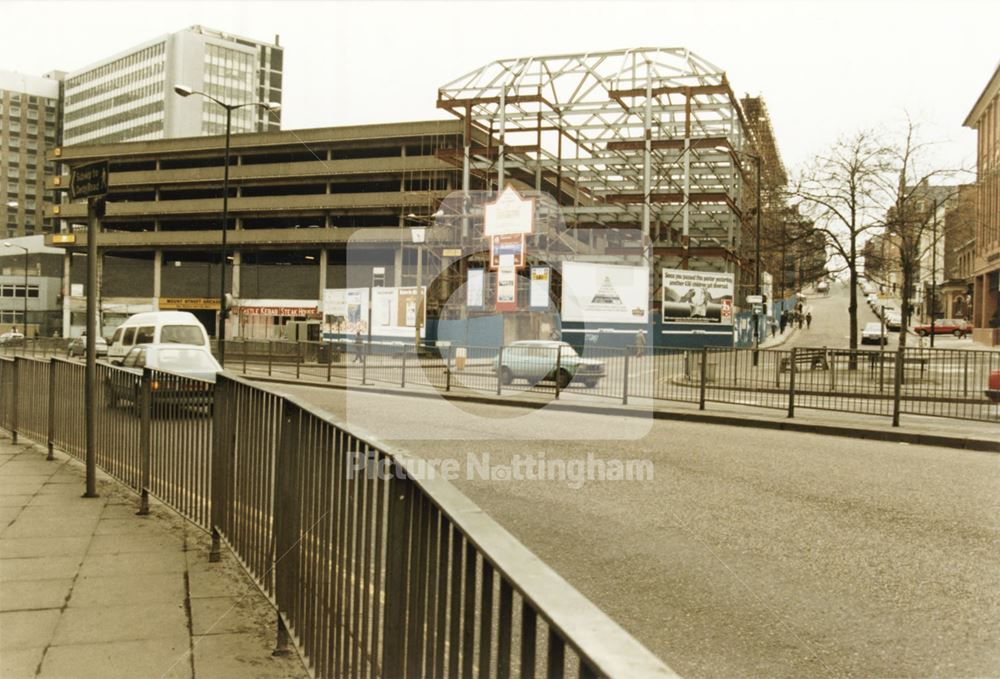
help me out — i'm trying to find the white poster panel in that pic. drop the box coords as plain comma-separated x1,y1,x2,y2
529,266,551,309
661,269,735,324
496,254,517,311
467,268,485,308
561,261,649,324
761,272,774,318
371,288,395,329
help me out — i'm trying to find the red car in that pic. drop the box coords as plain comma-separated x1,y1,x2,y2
913,319,973,337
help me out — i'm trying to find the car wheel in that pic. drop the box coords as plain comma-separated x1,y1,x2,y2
916,329,927,337
556,369,572,390
499,367,513,385
583,379,598,388
953,329,964,338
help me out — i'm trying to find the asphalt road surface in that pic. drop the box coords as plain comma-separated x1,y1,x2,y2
783,281,901,351
275,381,1000,679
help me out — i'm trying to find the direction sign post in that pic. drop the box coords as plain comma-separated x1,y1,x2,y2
71,160,108,499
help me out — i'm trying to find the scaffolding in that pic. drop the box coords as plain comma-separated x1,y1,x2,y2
437,47,768,298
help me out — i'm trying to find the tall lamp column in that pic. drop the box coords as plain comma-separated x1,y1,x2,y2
173,86,279,366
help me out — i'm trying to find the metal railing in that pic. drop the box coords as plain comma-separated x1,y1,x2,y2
0,357,676,679
214,339,1000,426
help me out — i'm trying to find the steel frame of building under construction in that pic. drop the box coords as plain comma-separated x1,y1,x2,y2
436,47,768,301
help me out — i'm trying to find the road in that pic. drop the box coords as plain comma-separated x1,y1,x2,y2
783,281,900,350
273,381,1000,679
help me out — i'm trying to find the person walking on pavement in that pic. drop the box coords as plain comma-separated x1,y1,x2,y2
806,312,813,329
779,311,788,334
634,329,646,357
353,330,364,363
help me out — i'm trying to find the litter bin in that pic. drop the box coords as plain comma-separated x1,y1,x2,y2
455,347,467,371
318,342,333,364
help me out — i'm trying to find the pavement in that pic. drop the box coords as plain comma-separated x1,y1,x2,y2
0,435,308,679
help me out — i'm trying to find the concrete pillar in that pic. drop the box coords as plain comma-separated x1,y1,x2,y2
231,251,241,299
153,250,162,300
318,249,327,298
394,247,403,287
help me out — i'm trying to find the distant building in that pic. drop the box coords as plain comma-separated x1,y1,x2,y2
0,70,64,236
0,235,67,337
62,25,282,146
964,62,1000,344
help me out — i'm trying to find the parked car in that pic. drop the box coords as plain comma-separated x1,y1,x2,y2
494,340,606,388
913,319,973,337
67,334,108,358
0,330,25,346
861,322,888,345
884,311,902,331
107,311,210,365
105,343,221,412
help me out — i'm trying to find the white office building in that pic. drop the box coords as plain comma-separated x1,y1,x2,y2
62,25,282,146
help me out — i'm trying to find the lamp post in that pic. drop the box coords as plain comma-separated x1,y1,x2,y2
4,242,29,339
172,85,279,366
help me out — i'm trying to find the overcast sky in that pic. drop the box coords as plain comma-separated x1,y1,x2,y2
3,0,997,176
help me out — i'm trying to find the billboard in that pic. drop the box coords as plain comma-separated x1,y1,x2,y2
322,286,425,337
561,261,649,324
529,266,551,309
661,269,734,324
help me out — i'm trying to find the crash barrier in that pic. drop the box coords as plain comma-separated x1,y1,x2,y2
0,356,675,679
223,339,1000,426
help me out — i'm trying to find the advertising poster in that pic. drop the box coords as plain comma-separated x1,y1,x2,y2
529,266,551,309
496,254,518,311
322,286,425,337
560,261,649,324
761,272,774,318
467,268,485,308
661,269,735,324
396,287,425,329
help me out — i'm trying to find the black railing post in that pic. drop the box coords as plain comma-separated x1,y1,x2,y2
208,377,231,563
446,345,453,392
361,343,368,385
295,342,302,380
46,358,56,461
496,346,504,396
892,347,904,427
382,470,411,678
137,368,152,516
242,338,248,374
554,345,562,400
10,358,18,444
272,401,302,656
787,347,797,418
698,348,707,410
401,349,407,388
622,349,630,405
267,340,273,377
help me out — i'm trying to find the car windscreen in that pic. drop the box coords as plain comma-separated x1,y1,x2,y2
154,349,218,372
160,325,205,345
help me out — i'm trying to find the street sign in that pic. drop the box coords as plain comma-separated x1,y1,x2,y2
746,294,763,304
752,304,763,315
69,160,109,200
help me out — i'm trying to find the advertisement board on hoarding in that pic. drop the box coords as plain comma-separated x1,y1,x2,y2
467,268,485,308
561,261,649,324
661,269,735,324
322,286,425,337
496,254,518,311
529,266,551,309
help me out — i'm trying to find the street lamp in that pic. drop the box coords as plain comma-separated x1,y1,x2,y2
4,242,29,338
173,85,280,365
716,145,763,361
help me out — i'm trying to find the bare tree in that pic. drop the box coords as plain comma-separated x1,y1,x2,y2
877,118,967,348
792,131,892,353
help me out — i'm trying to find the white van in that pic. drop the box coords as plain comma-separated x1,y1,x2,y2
107,311,210,365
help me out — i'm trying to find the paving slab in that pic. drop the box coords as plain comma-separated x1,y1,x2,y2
0,436,308,679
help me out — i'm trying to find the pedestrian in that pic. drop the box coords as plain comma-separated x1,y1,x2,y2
797,312,804,330
634,329,646,357
770,318,778,338
550,327,560,341
779,311,788,334
353,330,364,363
806,312,812,329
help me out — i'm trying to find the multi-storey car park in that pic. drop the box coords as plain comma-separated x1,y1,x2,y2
45,48,809,345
